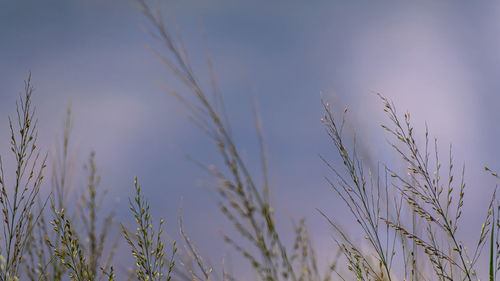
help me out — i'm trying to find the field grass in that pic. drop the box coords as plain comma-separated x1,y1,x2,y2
0,1,498,281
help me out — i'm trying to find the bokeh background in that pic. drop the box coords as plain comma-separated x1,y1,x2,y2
1,0,499,279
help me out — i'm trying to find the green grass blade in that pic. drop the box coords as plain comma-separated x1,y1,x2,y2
490,210,495,281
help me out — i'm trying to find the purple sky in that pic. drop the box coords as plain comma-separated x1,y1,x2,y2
1,0,500,279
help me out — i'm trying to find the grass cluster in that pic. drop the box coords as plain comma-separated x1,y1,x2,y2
0,1,498,280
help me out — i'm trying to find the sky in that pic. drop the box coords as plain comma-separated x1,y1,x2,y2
1,0,500,279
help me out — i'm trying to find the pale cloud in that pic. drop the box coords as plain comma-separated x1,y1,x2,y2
348,9,478,144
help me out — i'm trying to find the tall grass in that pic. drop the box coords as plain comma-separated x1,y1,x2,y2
320,96,499,280
134,1,500,280
0,2,498,281
135,0,336,280
121,177,175,281
0,73,47,281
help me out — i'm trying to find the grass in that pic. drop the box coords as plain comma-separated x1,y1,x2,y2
121,177,175,281
320,96,499,280
0,1,499,280
0,73,47,281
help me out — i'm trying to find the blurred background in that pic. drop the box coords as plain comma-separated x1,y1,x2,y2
1,0,499,279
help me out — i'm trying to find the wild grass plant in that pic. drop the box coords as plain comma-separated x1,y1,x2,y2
0,1,499,281
319,96,500,280
25,106,72,281
135,1,337,280
0,74,47,281
135,2,500,280
20,100,118,281
121,177,175,281
47,150,118,281
25,105,118,281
